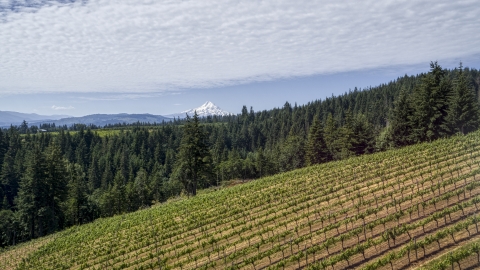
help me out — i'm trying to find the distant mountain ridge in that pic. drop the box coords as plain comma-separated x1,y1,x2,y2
1,101,231,128
35,113,172,127
165,101,232,119
0,111,70,127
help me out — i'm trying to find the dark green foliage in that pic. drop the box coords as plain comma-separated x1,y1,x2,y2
111,170,127,213
390,62,480,144
0,150,17,208
444,64,480,134
351,114,374,155
0,209,15,246
278,135,305,172
63,163,89,226
0,129,21,208
1,195,7,210
389,88,414,147
101,161,113,190
410,62,452,142
44,142,68,232
305,118,328,165
149,164,170,202
19,120,28,135
15,145,49,239
172,112,212,196
336,110,356,159
324,113,339,159
133,168,150,208
0,129,7,174
87,157,101,191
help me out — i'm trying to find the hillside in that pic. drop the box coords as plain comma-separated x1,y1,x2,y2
0,111,69,127
1,131,480,270
33,113,172,127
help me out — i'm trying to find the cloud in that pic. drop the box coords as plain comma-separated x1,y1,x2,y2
0,0,479,94
52,105,74,110
75,92,179,101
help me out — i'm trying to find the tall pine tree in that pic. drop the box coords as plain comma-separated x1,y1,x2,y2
444,64,480,134
172,112,212,196
15,145,48,239
44,142,68,233
389,87,414,147
64,163,88,226
305,117,328,165
410,62,452,142
323,113,338,159
351,113,374,155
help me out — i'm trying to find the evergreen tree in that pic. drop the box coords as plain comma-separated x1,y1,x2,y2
351,113,374,155
242,153,256,179
0,149,17,208
101,171,127,216
164,148,176,176
390,87,414,147
19,120,28,134
444,64,480,134
74,138,88,170
64,163,88,226
223,149,243,180
278,134,305,172
149,163,168,202
337,110,356,159
87,157,100,191
305,117,328,165
15,145,48,239
101,161,113,190
172,112,212,196
323,113,338,159
255,149,267,178
44,142,68,233
0,209,15,246
0,129,6,172
0,130,21,208
411,62,452,142
119,146,129,182
134,168,150,208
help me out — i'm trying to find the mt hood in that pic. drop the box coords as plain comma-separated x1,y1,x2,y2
166,101,232,119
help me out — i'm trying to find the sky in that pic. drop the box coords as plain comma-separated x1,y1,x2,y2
0,0,480,117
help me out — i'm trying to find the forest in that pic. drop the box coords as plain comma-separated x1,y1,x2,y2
0,62,479,247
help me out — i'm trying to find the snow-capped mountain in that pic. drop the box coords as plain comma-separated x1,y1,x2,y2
166,101,232,119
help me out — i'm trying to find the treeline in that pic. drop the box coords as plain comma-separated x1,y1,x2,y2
387,62,480,145
15,113,232,134
0,62,479,247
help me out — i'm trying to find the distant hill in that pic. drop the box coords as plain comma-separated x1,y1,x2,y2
36,113,172,127
165,101,232,119
1,103,232,128
0,111,70,127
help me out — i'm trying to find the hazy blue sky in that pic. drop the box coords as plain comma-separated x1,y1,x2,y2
1,0,480,117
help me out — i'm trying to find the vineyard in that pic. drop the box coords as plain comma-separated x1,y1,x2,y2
2,131,480,270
